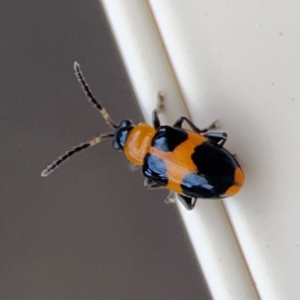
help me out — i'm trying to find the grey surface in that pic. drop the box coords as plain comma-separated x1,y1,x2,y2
0,1,211,299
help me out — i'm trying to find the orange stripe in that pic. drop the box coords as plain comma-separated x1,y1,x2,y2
234,168,244,186
225,168,244,196
150,131,207,194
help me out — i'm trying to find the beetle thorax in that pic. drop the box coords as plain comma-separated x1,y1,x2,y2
124,123,155,166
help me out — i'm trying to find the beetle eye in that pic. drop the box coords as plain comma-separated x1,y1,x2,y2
120,120,133,128
113,126,133,150
118,129,129,147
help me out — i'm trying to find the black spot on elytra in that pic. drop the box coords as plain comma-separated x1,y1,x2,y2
152,126,187,152
191,142,236,195
181,172,216,198
142,154,168,186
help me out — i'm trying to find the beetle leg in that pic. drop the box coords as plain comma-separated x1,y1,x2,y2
129,163,139,171
177,194,197,210
203,131,227,146
173,116,201,132
152,110,160,130
144,178,165,189
164,191,176,205
144,179,177,206
152,92,164,129
173,117,218,133
202,119,219,131
156,91,164,111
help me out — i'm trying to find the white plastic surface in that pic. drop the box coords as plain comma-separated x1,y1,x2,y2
101,1,300,299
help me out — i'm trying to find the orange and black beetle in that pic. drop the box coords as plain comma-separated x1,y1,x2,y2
41,62,244,210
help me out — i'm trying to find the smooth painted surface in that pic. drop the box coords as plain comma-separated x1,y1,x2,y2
149,1,300,299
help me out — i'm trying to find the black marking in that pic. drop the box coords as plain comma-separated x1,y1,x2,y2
142,154,168,186
191,142,236,195
151,126,187,152
181,173,216,198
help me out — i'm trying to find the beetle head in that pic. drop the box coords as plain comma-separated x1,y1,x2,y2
113,120,134,150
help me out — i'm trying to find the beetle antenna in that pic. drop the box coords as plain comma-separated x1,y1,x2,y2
74,62,117,129
41,133,114,177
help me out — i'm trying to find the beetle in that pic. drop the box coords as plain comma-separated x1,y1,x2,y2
41,62,244,210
